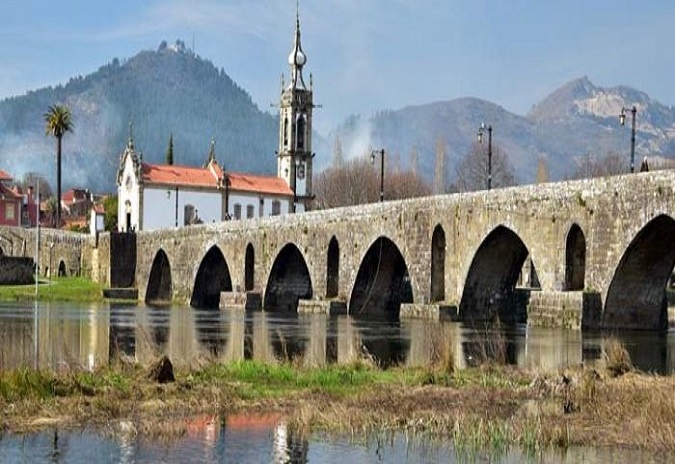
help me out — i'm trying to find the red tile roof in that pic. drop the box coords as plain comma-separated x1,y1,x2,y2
62,188,88,204
142,163,223,188
0,183,22,200
227,171,293,196
141,161,292,196
0,169,12,182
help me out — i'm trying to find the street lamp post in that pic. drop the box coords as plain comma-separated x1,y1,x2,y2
477,123,493,190
619,106,637,173
370,149,385,202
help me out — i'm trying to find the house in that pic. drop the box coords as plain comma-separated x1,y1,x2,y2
90,203,105,235
116,138,293,232
61,188,92,218
0,169,23,227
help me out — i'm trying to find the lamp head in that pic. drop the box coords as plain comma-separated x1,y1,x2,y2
619,108,626,126
477,123,486,144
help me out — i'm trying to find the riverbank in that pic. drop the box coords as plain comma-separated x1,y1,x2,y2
0,342,673,457
0,277,105,302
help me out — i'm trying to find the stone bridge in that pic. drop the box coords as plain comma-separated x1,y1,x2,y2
2,170,674,331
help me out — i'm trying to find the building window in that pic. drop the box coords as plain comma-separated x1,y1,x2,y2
272,200,281,216
5,203,15,221
246,204,254,219
233,204,242,220
259,198,264,217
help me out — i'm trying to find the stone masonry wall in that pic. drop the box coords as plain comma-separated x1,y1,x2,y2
2,169,674,329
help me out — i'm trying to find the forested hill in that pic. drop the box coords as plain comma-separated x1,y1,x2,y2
0,40,278,191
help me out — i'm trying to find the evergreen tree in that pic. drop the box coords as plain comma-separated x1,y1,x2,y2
166,133,174,165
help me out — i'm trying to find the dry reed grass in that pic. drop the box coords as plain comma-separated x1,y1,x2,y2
0,339,673,455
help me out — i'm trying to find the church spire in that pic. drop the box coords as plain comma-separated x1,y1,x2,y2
127,121,135,150
205,137,216,167
288,1,307,89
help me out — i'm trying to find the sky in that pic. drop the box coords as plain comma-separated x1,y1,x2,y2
1,0,674,134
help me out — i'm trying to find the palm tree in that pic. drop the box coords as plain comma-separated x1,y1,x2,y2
44,105,74,228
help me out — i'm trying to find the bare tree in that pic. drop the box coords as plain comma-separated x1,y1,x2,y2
410,146,419,176
20,172,52,197
567,152,626,180
434,137,447,194
332,135,344,168
455,142,516,192
313,154,431,209
536,156,550,183
386,170,431,200
313,157,377,209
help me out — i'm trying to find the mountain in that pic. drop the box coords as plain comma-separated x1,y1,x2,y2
332,77,675,186
0,40,279,192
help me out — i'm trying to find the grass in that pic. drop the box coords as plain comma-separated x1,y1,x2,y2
0,276,105,302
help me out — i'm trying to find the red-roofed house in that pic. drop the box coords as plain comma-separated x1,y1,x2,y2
116,138,293,232
0,170,22,227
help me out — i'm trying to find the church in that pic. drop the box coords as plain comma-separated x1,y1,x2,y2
116,11,315,232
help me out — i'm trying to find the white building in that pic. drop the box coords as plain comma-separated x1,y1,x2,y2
116,138,293,232
116,10,315,231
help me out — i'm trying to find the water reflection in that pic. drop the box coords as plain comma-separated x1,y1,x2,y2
0,419,669,463
0,301,673,375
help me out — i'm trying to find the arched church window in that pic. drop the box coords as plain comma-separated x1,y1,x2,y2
296,115,306,150
283,117,289,148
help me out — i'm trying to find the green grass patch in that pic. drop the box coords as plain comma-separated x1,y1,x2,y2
190,360,402,398
0,276,105,302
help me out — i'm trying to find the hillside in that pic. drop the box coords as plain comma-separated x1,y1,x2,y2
332,77,675,186
0,40,279,191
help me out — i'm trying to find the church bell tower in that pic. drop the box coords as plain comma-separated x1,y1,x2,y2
278,8,314,213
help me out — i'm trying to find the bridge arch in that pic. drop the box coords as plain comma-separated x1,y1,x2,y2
349,236,413,319
245,243,255,291
459,225,531,323
263,243,312,313
326,236,339,298
58,260,67,277
145,249,172,305
564,224,586,291
190,245,233,309
604,214,675,330
431,224,446,302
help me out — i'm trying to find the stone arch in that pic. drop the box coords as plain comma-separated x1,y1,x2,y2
0,245,4,257
145,249,172,305
604,214,675,330
459,225,530,323
326,236,339,298
349,236,413,319
263,243,312,313
190,245,233,309
58,260,67,277
564,224,586,291
245,243,255,291
430,225,446,302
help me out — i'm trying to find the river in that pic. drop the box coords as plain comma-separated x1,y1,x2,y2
0,301,673,463
0,301,673,374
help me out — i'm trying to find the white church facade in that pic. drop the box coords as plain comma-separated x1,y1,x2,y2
116,11,315,232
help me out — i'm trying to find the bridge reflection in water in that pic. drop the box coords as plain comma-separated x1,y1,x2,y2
0,302,673,375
